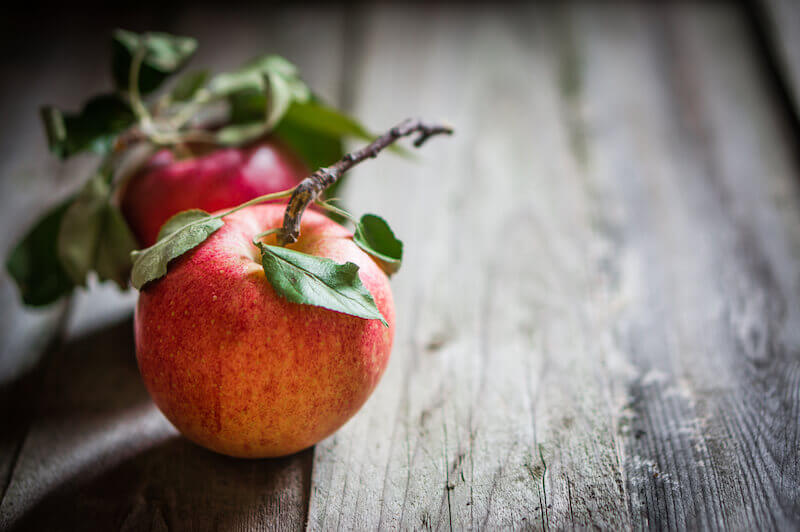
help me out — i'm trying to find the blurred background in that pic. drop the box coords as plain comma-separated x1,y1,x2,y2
1,1,799,530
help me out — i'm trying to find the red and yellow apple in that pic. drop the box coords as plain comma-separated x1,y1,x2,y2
121,138,308,247
134,204,394,458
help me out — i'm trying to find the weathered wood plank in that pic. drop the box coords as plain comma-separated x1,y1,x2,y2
0,6,347,530
584,3,800,528
308,2,800,530
308,4,631,529
759,0,800,113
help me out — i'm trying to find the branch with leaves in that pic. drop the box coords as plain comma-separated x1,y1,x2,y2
129,118,452,324
132,118,450,278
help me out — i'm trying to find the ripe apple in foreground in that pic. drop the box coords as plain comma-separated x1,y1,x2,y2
134,204,395,458
121,139,308,247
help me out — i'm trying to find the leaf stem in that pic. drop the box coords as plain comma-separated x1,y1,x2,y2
315,199,358,224
217,188,295,219
129,43,151,125
153,129,219,146
128,39,213,147
276,118,452,245
251,228,279,247
169,89,213,130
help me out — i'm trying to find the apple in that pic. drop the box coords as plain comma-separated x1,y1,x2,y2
134,203,395,458
120,138,308,247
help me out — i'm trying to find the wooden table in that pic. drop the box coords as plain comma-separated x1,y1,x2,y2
2,2,799,530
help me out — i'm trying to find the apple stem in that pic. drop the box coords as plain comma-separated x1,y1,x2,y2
276,118,453,246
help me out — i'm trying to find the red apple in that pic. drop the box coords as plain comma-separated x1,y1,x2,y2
134,204,395,458
120,138,308,247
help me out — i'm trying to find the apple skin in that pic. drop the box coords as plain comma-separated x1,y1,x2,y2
121,139,308,247
134,204,395,458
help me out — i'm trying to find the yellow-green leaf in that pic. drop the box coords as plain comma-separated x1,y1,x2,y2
131,210,223,289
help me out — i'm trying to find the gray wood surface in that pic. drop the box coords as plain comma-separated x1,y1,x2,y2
760,0,800,112
308,2,800,530
1,2,799,531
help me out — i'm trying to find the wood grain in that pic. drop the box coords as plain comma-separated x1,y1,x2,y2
604,3,800,527
308,4,631,529
307,2,800,530
759,0,800,112
0,6,347,530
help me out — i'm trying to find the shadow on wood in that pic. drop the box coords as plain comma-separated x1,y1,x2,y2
13,435,313,532
1,315,313,531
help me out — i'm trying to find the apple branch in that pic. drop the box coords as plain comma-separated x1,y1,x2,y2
276,118,453,245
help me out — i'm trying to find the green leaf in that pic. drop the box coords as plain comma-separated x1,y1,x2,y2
112,29,197,94
57,176,106,285
271,108,348,208
264,71,294,130
228,88,268,124
208,55,311,139
94,206,138,287
250,54,299,78
170,69,209,101
216,122,269,146
208,54,303,97
131,210,224,289
208,65,262,96
280,100,373,141
41,95,135,159
282,99,411,157
272,116,344,172
207,55,379,167
156,209,216,241
353,214,403,275
273,100,408,177
258,243,388,326
272,99,382,203
57,174,137,288
6,200,75,306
